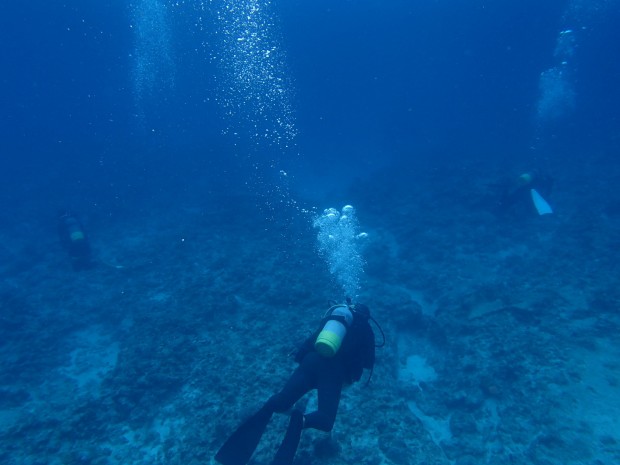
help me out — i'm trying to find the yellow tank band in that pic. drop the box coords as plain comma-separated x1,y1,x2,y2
315,330,342,357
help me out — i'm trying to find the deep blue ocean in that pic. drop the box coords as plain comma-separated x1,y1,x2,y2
1,1,620,465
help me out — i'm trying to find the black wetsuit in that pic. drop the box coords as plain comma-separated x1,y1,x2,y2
58,212,92,270
497,173,554,217
215,306,376,465
266,308,376,431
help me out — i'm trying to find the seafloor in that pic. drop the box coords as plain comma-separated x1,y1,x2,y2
1,152,619,465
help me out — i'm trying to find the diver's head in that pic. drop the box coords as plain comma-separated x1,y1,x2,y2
518,173,533,186
350,303,370,318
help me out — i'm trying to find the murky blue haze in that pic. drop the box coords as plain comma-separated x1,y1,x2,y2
1,1,620,465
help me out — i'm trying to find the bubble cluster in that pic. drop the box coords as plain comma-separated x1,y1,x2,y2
129,1,296,149
130,0,176,108
536,26,577,125
209,0,297,149
314,205,368,299
536,0,619,126
564,0,618,25
536,66,575,124
553,29,575,62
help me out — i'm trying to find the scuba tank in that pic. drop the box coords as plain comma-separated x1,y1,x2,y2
314,304,354,357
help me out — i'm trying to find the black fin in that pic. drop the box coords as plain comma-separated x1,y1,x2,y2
271,411,304,465
215,406,273,465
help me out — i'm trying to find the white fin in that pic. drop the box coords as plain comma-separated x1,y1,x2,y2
531,189,553,215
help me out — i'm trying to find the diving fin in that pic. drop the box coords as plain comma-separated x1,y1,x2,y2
215,406,273,465
530,189,553,215
271,410,304,465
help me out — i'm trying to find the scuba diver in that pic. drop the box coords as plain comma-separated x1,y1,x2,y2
57,210,93,271
496,171,554,217
215,300,382,465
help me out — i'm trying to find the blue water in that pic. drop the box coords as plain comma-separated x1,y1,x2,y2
1,1,620,464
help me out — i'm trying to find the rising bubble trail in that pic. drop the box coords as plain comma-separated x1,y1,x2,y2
314,205,368,299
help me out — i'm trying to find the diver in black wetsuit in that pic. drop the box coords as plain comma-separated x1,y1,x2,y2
215,301,380,465
57,210,93,271
496,171,554,217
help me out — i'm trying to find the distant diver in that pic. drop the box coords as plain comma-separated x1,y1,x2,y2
496,171,554,216
57,210,93,270
215,300,383,465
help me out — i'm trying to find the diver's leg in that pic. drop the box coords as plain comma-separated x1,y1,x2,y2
267,354,322,465
302,361,342,432
266,352,320,413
